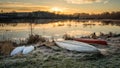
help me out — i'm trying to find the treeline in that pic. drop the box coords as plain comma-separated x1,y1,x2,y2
0,11,120,19
74,12,120,19
0,11,71,19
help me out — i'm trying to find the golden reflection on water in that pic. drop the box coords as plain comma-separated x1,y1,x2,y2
0,20,120,41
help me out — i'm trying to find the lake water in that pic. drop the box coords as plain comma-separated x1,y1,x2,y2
0,19,120,42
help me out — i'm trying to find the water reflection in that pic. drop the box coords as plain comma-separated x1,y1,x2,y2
0,19,120,42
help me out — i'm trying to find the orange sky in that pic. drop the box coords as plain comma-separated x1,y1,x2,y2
0,0,120,14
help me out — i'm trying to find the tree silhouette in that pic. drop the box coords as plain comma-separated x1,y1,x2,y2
0,11,120,19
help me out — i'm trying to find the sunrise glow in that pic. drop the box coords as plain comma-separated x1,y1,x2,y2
51,7,63,12
0,0,120,14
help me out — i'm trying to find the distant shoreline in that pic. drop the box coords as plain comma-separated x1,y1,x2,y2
0,19,120,24
0,11,120,20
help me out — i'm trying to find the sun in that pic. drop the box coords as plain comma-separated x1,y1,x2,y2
51,7,62,12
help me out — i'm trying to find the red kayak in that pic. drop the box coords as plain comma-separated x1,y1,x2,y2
73,38,107,45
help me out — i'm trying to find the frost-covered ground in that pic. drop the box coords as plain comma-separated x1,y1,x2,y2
0,37,120,68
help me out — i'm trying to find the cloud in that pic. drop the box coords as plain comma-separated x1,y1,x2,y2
0,2,49,8
65,0,108,4
104,0,109,4
0,2,50,12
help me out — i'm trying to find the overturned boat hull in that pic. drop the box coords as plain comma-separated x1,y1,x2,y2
55,40,99,53
22,45,34,54
74,38,107,45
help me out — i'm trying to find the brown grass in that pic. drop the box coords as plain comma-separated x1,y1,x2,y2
0,41,15,56
27,35,46,44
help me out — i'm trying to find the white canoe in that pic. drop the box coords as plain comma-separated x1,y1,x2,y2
10,46,25,56
55,40,99,53
22,45,34,54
